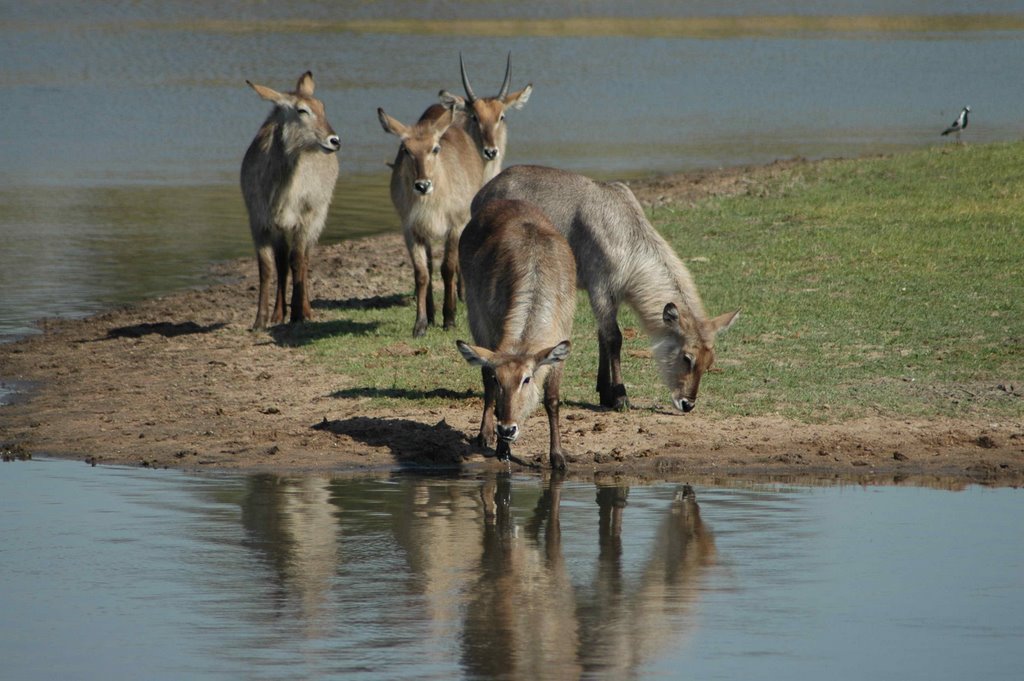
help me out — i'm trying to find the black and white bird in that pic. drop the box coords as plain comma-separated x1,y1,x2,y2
941,106,971,143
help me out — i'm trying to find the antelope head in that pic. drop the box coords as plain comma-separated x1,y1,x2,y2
378,105,458,196
653,304,739,413
439,52,532,163
457,340,570,444
247,71,340,154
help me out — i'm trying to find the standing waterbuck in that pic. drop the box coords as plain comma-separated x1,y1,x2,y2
456,199,576,470
378,103,485,337
439,52,532,182
473,166,739,413
241,71,340,329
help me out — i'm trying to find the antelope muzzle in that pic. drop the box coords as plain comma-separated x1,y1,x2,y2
496,423,519,443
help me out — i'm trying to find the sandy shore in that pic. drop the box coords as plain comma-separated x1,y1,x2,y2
2,161,1022,485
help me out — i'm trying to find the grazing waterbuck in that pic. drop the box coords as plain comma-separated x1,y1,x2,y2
378,103,485,337
456,199,576,470
473,165,739,413
439,52,532,182
241,71,340,330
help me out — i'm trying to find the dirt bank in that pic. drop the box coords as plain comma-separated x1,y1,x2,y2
2,160,1022,485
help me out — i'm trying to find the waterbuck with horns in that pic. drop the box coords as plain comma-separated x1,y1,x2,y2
378,103,485,337
473,166,739,413
456,199,576,470
439,52,532,182
241,71,340,330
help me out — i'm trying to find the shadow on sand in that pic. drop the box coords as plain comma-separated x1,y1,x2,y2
313,293,409,311
105,321,227,339
331,386,475,401
271,318,380,347
313,415,475,467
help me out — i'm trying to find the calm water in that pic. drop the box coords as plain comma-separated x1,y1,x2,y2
2,2,1024,337
1,459,1022,680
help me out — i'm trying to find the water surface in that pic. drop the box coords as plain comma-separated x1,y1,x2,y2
2,459,1022,680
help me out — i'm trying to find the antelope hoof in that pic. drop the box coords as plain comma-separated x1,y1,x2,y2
413,318,428,337
443,318,456,331
599,385,630,411
550,451,567,471
475,432,496,449
611,385,630,412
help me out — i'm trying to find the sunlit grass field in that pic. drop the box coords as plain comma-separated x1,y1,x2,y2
291,142,1023,422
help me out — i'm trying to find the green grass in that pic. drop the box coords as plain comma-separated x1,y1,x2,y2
294,142,1024,422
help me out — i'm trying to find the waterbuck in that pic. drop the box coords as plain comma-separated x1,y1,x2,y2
456,199,576,470
241,71,340,329
439,52,532,182
378,103,485,337
473,165,739,413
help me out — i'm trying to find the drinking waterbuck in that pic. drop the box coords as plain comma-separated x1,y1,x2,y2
378,103,485,337
439,52,532,182
241,71,340,329
456,199,576,470
473,165,739,413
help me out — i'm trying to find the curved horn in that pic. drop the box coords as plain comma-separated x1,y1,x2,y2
459,52,477,104
498,52,512,98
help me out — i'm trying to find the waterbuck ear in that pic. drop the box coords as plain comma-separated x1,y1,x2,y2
709,310,740,336
438,90,467,111
536,340,571,367
662,302,680,326
456,340,495,367
247,81,290,107
296,71,315,97
504,84,532,109
377,108,408,137
432,105,456,135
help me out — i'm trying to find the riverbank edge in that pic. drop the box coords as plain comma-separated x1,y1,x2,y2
1,155,1022,486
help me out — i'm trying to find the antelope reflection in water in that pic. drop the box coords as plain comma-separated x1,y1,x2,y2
578,483,716,678
234,474,715,677
464,475,716,679
239,475,341,641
